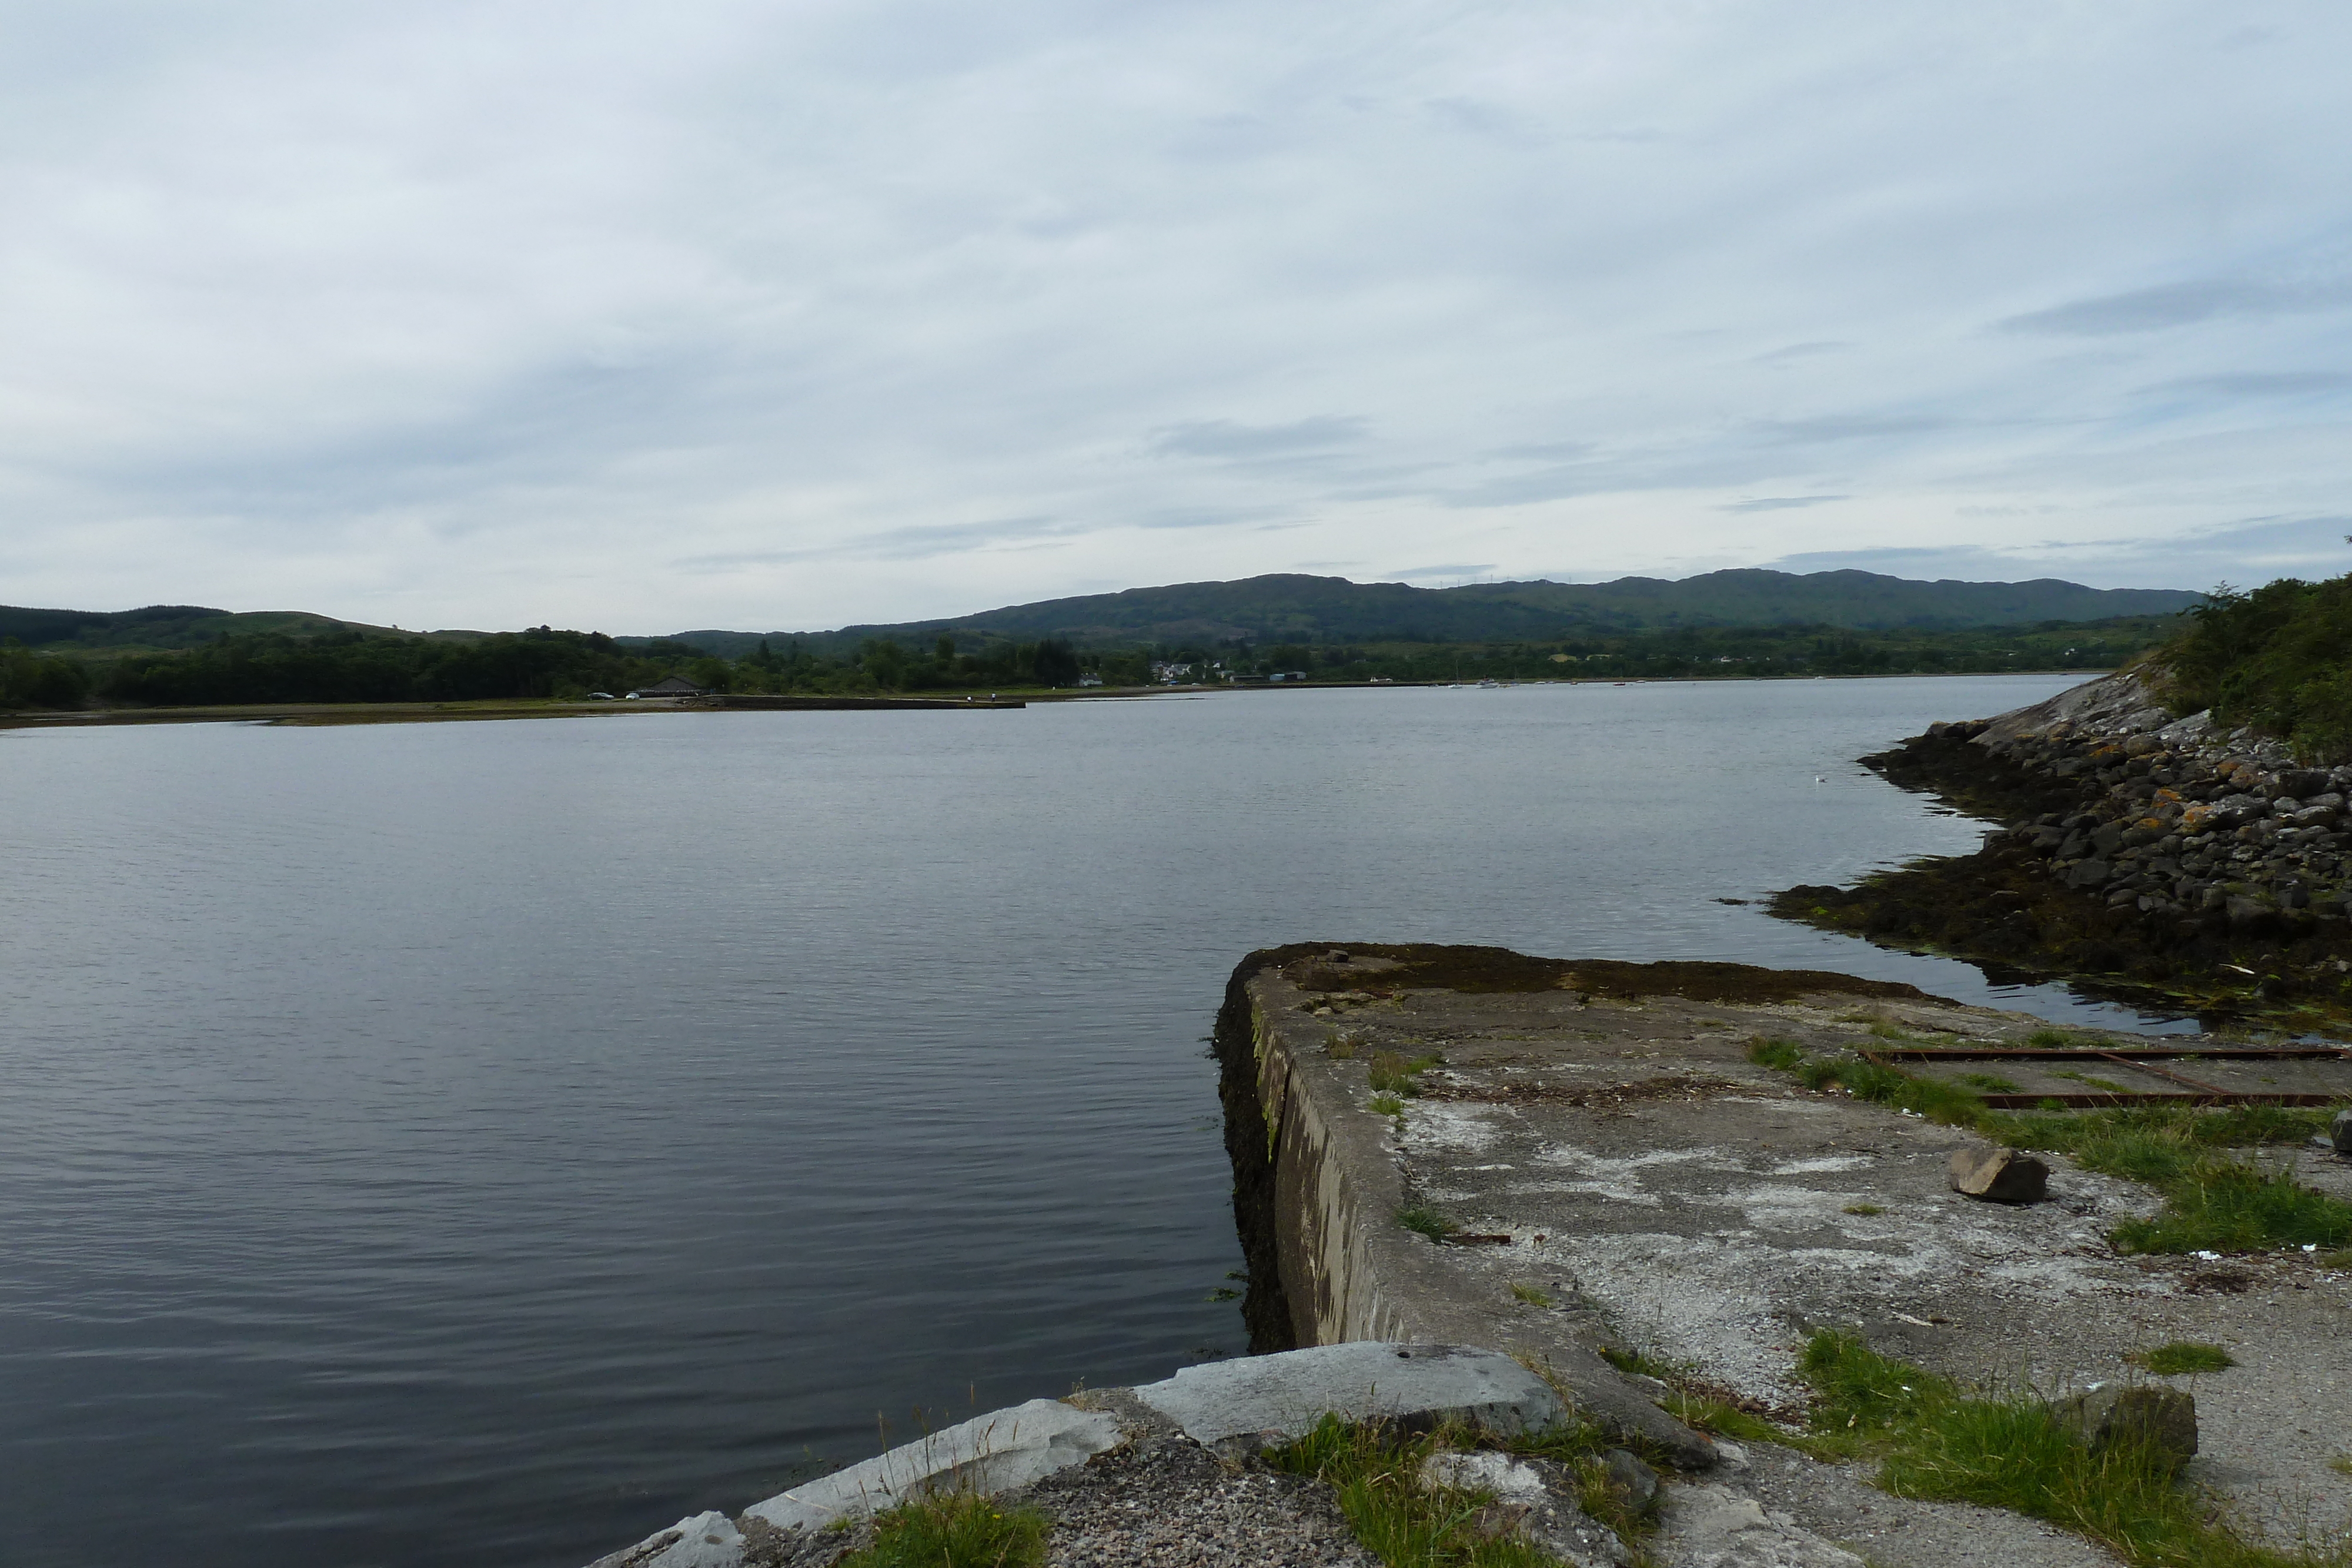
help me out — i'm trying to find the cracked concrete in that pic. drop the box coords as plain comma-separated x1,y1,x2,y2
1223,943,2352,1562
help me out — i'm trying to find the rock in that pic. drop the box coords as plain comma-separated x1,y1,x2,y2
2226,894,2275,927
1133,1342,1567,1452
588,1512,744,1568
1948,1146,2049,1203
2331,1109,2352,1154
1603,1448,1660,1512
1656,1483,1866,1567
1419,1450,1630,1568
741,1397,1123,1532
2067,859,2113,888
2054,1385,2197,1470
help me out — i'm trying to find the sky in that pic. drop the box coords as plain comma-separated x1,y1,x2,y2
3,1,2350,634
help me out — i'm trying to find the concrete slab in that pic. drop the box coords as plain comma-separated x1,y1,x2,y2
1132,1341,1566,1449
741,1397,1123,1532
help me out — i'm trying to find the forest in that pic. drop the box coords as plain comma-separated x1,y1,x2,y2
0,614,2186,710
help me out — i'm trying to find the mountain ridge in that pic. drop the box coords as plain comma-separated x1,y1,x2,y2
5,568,2204,658
642,569,2204,657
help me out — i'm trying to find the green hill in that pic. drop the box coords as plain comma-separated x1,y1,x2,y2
642,569,2202,657
0,603,406,654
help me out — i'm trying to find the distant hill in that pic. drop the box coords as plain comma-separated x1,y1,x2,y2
640,570,2206,657
0,603,489,654
6,569,2204,662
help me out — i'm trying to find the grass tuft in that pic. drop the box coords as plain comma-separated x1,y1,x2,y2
836,1491,1048,1568
1368,1051,1444,1095
1267,1416,1586,1568
1796,1331,2328,1567
1369,1094,1407,1119
1508,1282,1552,1309
2130,1342,2236,1376
1844,1202,1886,1216
1396,1205,1457,1242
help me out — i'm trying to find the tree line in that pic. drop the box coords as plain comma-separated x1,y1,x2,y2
2,611,2186,711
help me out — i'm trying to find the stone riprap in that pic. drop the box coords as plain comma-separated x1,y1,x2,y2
1962,670,2352,929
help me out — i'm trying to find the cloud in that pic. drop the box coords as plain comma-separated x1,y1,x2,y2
1753,340,1849,365
1720,495,1848,513
1148,417,1369,460
1387,561,1498,581
1998,278,2352,336
2136,372,2352,398
1,2,2350,630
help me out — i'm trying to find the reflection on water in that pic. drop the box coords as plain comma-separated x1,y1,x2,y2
0,674,2162,1566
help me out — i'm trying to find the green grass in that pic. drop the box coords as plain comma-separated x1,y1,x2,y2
1397,1205,1458,1242
2027,1027,2107,1049
2130,1342,2236,1376
1368,1051,1444,1095
2051,1069,2134,1092
1844,1202,1886,1216
1747,1039,2352,1255
1961,1072,2023,1093
1369,1093,1407,1118
1989,1104,2352,1254
1266,1416,1568,1568
1796,1332,2331,1567
836,1491,1049,1568
1508,1282,1552,1308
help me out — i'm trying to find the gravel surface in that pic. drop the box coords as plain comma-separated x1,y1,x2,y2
1031,1426,1376,1568
1733,1440,2119,1568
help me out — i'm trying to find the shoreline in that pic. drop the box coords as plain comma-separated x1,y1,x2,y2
1,667,2113,733
1769,671,2352,1035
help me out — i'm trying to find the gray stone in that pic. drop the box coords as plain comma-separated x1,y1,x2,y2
2067,859,2113,888
2226,894,2275,927
1132,1342,1567,1451
1948,1146,2048,1203
741,1396,1122,1533
1603,1447,1660,1512
588,1511,744,1568
1656,1483,1867,1567
1419,1451,1629,1568
2054,1385,2197,1470
2331,1109,2352,1155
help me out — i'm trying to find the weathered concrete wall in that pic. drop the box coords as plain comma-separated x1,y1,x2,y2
1214,944,1472,1351
1212,944,1721,1465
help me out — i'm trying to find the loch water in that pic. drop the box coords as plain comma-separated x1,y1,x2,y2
0,675,2184,1567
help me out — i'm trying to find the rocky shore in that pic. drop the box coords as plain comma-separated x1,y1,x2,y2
1774,670,2352,1028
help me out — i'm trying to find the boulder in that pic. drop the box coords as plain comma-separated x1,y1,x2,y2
1134,1342,1568,1452
2054,1385,2197,1470
1948,1146,2049,1203
741,1397,1122,1533
1603,1448,1661,1512
2331,1108,2352,1155
588,1512,743,1568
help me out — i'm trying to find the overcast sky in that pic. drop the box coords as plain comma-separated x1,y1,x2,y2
4,1,2349,633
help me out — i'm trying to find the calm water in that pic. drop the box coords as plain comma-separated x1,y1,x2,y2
0,676,2179,1567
